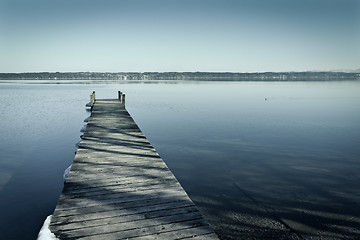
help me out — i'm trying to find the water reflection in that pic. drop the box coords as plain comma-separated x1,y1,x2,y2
0,80,359,239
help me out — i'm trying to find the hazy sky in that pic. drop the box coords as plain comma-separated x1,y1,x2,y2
0,0,359,72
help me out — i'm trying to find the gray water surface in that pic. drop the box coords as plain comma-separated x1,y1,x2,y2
0,80,359,239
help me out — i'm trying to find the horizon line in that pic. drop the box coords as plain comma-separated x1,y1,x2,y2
1,70,360,74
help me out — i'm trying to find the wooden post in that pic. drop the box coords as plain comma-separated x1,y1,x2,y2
121,94,125,105
90,91,96,110
118,91,125,105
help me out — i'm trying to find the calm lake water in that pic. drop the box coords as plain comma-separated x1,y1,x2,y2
0,80,359,240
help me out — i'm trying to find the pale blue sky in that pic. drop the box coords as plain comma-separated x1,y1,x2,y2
0,0,359,72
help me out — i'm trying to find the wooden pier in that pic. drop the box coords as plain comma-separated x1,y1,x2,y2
49,92,219,240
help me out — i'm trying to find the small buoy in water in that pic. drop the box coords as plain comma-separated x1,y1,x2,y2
265,98,267,101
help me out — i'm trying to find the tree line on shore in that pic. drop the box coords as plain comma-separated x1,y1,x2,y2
0,71,359,81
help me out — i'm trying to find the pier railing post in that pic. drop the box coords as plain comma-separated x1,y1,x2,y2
121,94,125,105
118,91,125,106
90,91,95,110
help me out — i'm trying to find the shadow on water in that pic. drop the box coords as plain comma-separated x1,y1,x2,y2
175,151,360,240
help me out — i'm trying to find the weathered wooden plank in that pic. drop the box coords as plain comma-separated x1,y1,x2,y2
179,233,220,240
129,227,218,240
64,172,174,188
73,156,163,164
70,158,168,168
69,162,168,172
77,137,154,147
65,168,173,181
49,98,218,240
63,177,177,195
52,208,203,238
59,181,182,200
77,224,214,240
53,195,192,218
51,200,196,225
68,165,169,175
55,187,188,211
63,181,179,197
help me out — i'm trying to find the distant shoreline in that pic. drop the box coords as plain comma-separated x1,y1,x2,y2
0,71,359,81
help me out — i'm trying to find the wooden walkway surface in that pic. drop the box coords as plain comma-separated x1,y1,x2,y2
50,97,219,240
